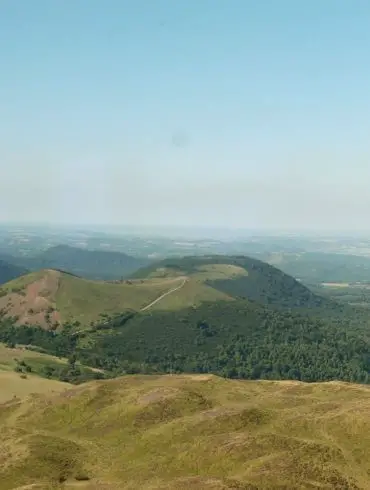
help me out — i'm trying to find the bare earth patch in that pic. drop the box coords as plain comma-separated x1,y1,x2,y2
0,270,61,328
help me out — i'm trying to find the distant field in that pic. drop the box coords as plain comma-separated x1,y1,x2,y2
313,282,370,308
2,374,370,488
321,282,350,288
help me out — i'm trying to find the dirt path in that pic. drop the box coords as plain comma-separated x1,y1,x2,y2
141,277,188,311
71,277,188,336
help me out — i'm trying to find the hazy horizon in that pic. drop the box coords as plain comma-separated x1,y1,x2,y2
2,1,370,230
2,220,370,240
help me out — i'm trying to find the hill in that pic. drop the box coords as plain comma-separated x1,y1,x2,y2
131,255,328,309
0,269,187,328
0,342,104,384
0,369,68,403
0,245,150,280
0,259,28,286
0,254,328,330
1,374,370,489
1,255,365,385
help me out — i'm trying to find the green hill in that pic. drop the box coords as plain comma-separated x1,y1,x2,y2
131,255,328,309
1,374,370,489
0,269,187,328
1,255,367,386
0,244,150,280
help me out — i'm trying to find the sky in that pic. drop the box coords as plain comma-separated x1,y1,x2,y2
2,0,370,231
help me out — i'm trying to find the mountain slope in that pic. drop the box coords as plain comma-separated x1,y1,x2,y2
0,259,28,286
1,374,370,489
0,245,150,280
1,255,362,385
131,255,328,309
0,269,187,328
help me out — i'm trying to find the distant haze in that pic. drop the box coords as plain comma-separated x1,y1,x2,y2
2,1,370,231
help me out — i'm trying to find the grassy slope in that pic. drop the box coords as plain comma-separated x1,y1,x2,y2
0,370,68,403
0,270,46,291
0,270,189,328
0,342,67,372
0,342,100,382
55,273,187,325
131,255,328,310
1,374,370,489
0,255,330,330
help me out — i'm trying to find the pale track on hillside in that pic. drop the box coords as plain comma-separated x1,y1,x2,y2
71,276,188,336
140,277,188,311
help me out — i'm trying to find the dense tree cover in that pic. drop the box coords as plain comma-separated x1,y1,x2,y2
0,318,105,384
2,298,370,385
79,301,370,383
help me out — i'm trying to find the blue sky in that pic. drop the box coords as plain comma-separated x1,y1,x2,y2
1,0,370,231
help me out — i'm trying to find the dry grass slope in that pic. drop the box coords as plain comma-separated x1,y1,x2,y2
1,374,370,489
0,370,68,403
0,270,191,328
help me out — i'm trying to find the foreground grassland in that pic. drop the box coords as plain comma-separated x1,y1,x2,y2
1,374,370,489
0,370,68,403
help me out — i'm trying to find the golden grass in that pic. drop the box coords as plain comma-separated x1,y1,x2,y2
0,370,68,403
1,374,370,489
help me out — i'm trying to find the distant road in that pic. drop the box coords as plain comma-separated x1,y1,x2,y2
141,277,187,311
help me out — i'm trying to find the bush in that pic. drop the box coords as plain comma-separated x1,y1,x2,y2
74,474,90,481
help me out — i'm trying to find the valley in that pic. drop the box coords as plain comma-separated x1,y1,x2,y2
2,233,370,488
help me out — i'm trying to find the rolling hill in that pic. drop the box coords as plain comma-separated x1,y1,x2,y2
1,373,370,489
0,369,68,404
0,259,28,286
0,342,103,384
0,269,187,328
0,244,150,280
1,254,366,386
131,255,328,309
0,254,329,330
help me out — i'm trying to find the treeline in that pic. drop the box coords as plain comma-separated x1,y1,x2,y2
2,299,370,385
